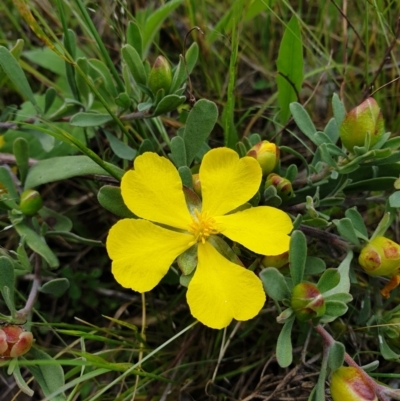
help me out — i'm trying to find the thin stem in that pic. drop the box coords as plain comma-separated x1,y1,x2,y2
16,254,41,321
314,324,391,401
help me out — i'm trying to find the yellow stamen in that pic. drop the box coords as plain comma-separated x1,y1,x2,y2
188,209,219,245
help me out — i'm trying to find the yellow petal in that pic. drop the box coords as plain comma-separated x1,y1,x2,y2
107,219,193,292
215,206,293,255
121,152,192,230
187,242,266,329
200,148,262,217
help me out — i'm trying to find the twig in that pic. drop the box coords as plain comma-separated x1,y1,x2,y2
16,254,41,321
314,324,391,401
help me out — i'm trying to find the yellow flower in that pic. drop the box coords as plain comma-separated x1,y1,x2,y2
106,147,293,329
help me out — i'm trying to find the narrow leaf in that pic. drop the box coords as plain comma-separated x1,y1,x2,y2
25,156,114,189
121,44,147,86
70,112,112,127
290,102,317,140
126,21,143,58
276,317,295,368
0,46,36,106
97,185,135,218
289,230,307,286
0,256,15,316
277,17,303,124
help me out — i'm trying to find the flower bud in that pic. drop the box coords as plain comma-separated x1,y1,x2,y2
264,173,294,201
339,97,385,151
291,282,325,322
358,236,400,277
261,251,289,270
192,174,202,198
0,325,33,359
247,141,279,176
148,56,172,95
330,367,377,401
19,189,43,215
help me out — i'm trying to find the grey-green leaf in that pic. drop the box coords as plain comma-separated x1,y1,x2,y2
289,230,307,286
97,185,135,218
260,268,291,302
13,137,29,186
328,341,345,371
25,156,114,189
276,317,295,368
290,102,317,141
170,136,187,167
0,256,15,316
152,94,186,116
317,268,340,294
0,46,37,107
40,278,70,298
126,21,143,59
121,44,147,86
183,99,218,165
333,218,360,246
12,222,59,268
104,131,137,160
70,112,113,127
26,347,66,401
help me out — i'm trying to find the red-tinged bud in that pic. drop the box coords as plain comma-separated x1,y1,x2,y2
291,282,325,322
340,97,385,151
148,56,172,95
261,251,289,270
358,236,400,277
19,189,43,216
330,367,377,401
247,141,279,176
0,325,33,359
192,174,202,198
265,173,294,201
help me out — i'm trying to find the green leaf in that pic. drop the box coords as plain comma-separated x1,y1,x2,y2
97,185,135,218
328,341,345,371
317,268,340,294
141,0,185,56
70,112,113,127
75,57,91,106
104,131,136,160
13,362,34,397
13,138,30,185
126,21,143,59
45,231,103,247
12,221,59,268
260,268,291,302
333,218,360,246
89,59,118,98
379,333,400,360
121,44,147,86
183,99,218,165
170,136,187,167
25,348,66,401
324,117,339,143
170,43,199,93
38,207,73,232
0,46,37,107
304,256,326,275
332,93,346,127
389,192,400,208
276,17,303,124
0,166,19,202
44,88,57,114
289,230,307,286
345,208,368,238
40,278,70,298
0,256,15,316
178,166,192,188
0,39,24,86
25,156,116,189
276,316,295,368
289,102,317,141
371,212,394,240
323,300,348,318
152,94,186,116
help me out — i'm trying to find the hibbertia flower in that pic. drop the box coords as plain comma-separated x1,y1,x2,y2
106,147,293,329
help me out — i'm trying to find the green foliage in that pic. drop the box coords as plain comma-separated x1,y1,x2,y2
1,1,400,399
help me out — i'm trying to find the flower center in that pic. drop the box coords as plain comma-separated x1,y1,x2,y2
188,209,219,244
